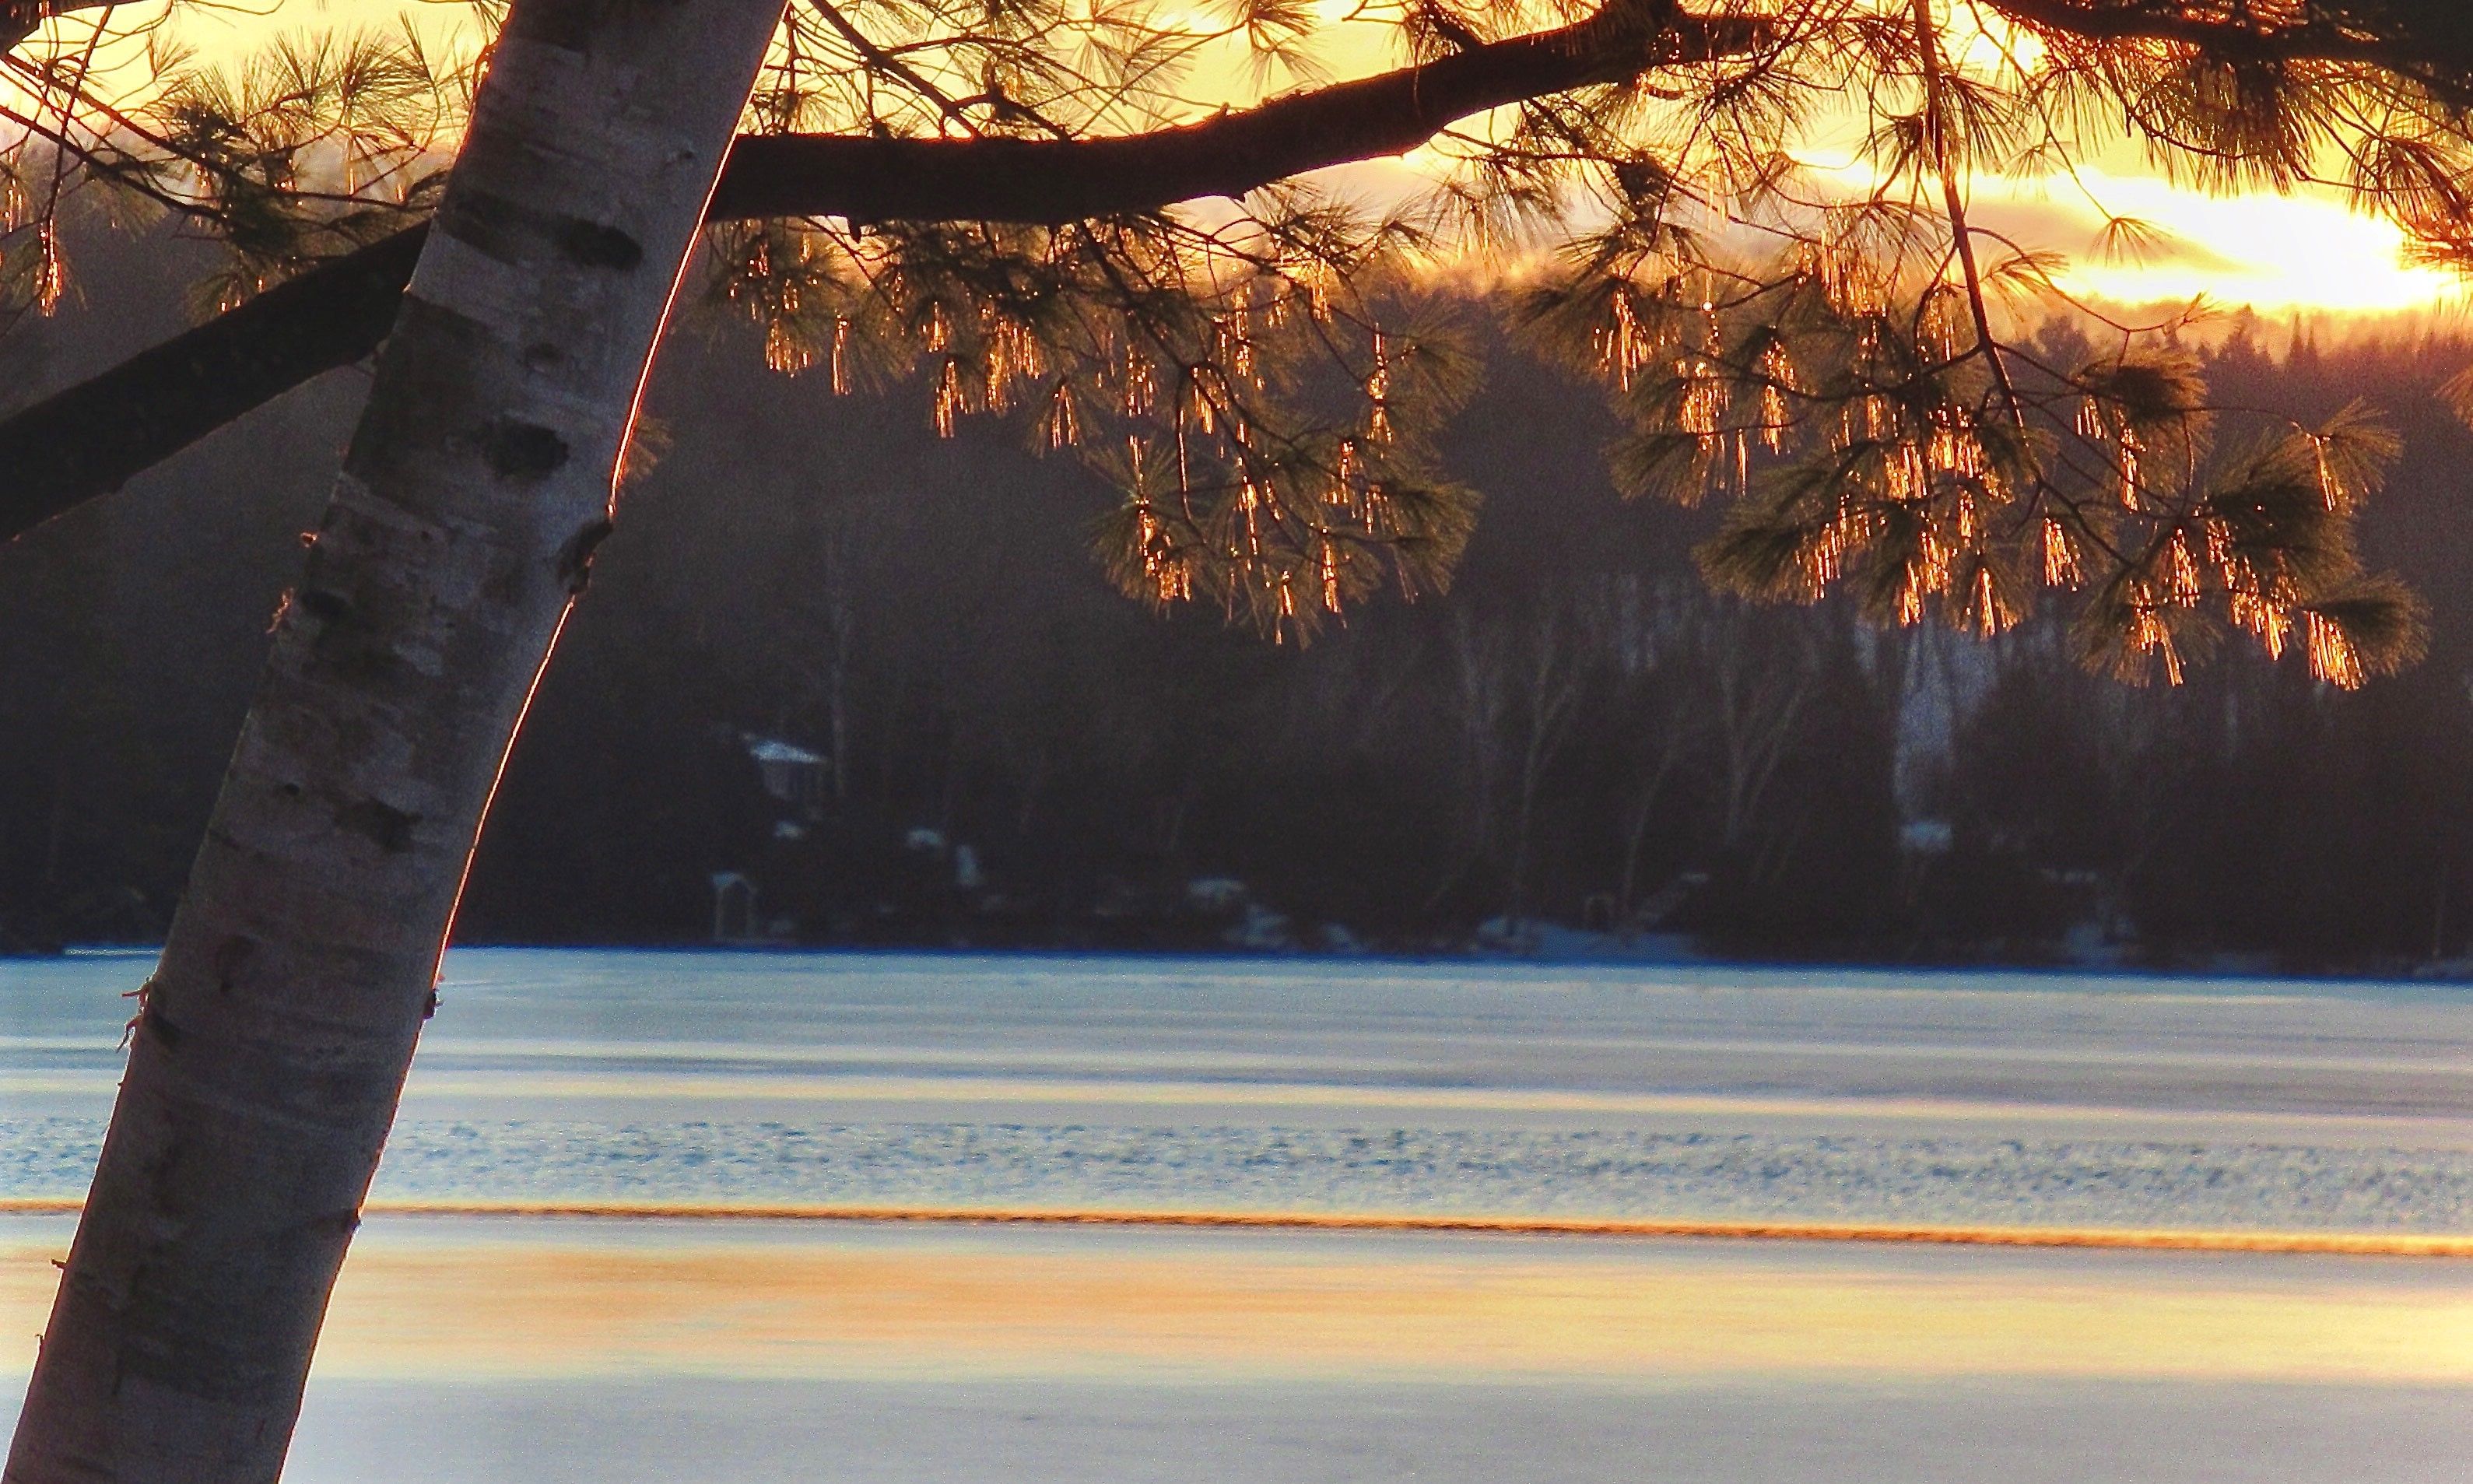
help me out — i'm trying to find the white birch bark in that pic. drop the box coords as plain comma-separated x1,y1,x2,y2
5,0,784,1475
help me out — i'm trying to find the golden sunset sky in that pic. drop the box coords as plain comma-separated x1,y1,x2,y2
12,0,2468,322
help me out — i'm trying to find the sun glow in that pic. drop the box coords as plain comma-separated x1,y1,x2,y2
1768,152,2465,320
1977,167,2465,315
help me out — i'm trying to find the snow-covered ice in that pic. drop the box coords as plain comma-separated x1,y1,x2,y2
5,948,2471,1480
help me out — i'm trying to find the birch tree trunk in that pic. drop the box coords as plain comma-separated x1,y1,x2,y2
5,0,783,1475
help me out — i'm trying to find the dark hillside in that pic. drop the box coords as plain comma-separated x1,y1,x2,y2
10,223,2473,970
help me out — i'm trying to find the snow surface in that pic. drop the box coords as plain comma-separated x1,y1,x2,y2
6,949,2473,1482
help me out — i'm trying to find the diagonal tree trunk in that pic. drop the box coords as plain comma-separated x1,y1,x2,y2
3,0,784,1475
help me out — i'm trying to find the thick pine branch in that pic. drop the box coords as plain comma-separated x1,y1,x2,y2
714,5,1755,222
2,0,115,54
1989,0,2473,106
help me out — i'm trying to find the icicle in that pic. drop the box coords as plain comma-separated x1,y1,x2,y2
1804,520,1846,586
2306,612,2364,688
933,358,961,437
1885,443,1925,502
1677,356,1726,438
764,322,814,376
1229,303,1258,385
830,317,851,395
1137,502,1162,572
2204,517,2233,572
2166,532,2202,606
2128,605,2184,686
1601,293,1651,391
1928,409,1984,479
33,218,65,316
1917,525,1952,596
1757,341,1796,432
984,322,1016,414
2041,518,2081,588
1970,566,2007,636
1366,333,1393,444
1044,381,1081,448
1921,289,1952,363
1329,439,1359,514
2233,590,2290,659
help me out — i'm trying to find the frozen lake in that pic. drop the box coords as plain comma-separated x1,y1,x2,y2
9,948,2473,1230
5,948,2472,1480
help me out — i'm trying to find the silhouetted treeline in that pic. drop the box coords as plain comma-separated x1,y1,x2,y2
8,219,2473,970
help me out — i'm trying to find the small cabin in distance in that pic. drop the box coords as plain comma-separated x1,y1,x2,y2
710,871,760,944
742,734,828,819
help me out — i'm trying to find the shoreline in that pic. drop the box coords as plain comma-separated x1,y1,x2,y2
6,1197,2469,1257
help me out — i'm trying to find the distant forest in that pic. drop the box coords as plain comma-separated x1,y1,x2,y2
9,218,2473,972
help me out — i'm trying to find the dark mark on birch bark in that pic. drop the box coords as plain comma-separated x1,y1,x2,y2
334,798,419,853
482,421,570,480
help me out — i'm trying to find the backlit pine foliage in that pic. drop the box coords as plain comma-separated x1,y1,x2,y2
6,0,2471,666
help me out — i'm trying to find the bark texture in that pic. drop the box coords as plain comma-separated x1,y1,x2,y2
2,0,784,1475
